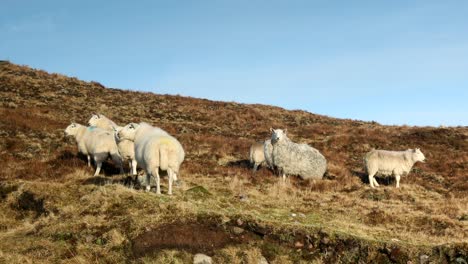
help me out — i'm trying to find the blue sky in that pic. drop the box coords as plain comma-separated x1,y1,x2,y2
1,1,467,126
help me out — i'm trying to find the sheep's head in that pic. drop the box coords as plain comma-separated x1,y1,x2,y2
270,128,287,144
87,114,103,126
118,123,139,141
413,148,426,163
113,126,123,141
65,123,80,136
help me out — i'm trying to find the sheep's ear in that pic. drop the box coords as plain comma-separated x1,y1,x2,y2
284,128,288,134
270,127,274,132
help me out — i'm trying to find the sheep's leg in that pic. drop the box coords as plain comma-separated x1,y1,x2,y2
94,161,102,176
395,174,401,188
372,177,380,187
128,160,132,174
145,173,152,192
155,169,161,195
282,173,286,182
368,172,376,188
87,155,91,167
253,163,258,173
168,168,174,195
131,159,137,176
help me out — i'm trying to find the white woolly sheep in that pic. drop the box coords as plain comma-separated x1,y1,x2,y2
118,122,185,195
249,141,265,172
88,113,118,131
65,123,123,176
87,114,137,175
364,148,426,188
270,128,327,181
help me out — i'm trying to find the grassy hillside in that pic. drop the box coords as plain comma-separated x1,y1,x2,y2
0,61,467,263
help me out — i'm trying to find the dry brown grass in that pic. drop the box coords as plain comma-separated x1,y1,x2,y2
0,61,467,263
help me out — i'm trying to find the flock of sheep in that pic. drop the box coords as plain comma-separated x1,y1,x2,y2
250,129,426,188
65,114,426,195
65,114,184,195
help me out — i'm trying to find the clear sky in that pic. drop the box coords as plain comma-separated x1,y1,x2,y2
1,1,467,126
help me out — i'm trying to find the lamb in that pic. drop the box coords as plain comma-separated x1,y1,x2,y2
249,141,265,172
364,148,426,188
270,128,327,181
118,122,185,195
87,114,137,176
65,123,124,176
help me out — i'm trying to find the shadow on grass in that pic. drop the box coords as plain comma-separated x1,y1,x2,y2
81,175,137,187
352,170,396,186
225,159,251,169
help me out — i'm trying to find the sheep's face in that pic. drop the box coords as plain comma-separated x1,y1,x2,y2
65,123,80,136
270,128,287,143
113,126,123,141
413,148,426,163
118,123,139,141
87,114,103,126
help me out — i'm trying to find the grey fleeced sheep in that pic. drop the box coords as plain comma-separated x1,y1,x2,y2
263,139,280,175
364,148,426,188
118,122,185,195
270,128,327,181
65,123,123,176
88,114,137,176
249,141,265,172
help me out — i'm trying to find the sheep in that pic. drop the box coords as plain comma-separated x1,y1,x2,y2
87,114,137,176
65,123,124,176
249,141,265,172
364,148,426,188
87,113,118,131
270,128,327,181
263,139,275,170
118,122,185,195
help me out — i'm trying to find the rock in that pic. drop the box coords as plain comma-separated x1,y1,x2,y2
239,194,248,201
419,254,429,264
221,216,230,224
295,241,304,248
6,102,17,108
232,226,244,235
258,255,269,264
193,253,212,264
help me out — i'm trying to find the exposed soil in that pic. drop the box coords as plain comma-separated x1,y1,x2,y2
131,221,258,257
131,218,468,263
